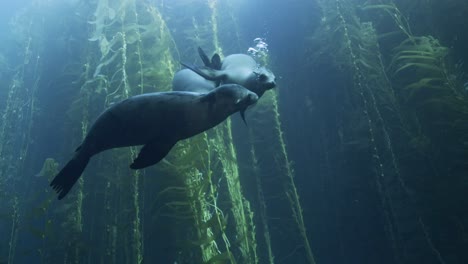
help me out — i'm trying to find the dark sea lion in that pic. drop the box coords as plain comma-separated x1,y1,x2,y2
182,48,276,97
50,84,258,199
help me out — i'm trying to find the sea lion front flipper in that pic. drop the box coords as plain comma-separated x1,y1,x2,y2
130,139,177,169
239,110,248,126
180,62,226,82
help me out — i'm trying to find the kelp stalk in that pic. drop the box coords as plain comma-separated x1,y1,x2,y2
250,141,275,264
271,92,316,264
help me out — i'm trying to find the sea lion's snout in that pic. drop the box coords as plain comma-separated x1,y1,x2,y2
246,93,259,105
238,92,258,108
267,79,276,89
258,70,276,90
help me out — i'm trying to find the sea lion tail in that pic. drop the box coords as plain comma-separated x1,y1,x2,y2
50,152,90,200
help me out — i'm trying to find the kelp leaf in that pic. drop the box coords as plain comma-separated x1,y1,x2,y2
377,31,402,40
405,78,444,90
361,4,397,11
189,233,216,246
357,58,378,70
205,252,236,264
395,49,440,56
394,55,439,62
201,213,229,237
394,62,442,75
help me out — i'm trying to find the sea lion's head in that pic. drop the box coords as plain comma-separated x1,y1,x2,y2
204,84,258,124
214,84,258,109
252,67,276,96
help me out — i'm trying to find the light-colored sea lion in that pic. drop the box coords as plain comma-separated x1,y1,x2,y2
50,84,258,199
182,48,277,97
172,68,216,94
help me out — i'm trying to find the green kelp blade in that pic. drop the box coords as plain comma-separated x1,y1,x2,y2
205,252,236,264
394,62,442,75
394,55,439,62
405,78,444,90
361,4,397,11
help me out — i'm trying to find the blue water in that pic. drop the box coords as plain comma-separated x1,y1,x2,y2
1,0,467,263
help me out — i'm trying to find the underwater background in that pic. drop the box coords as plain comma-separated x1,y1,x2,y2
1,0,468,263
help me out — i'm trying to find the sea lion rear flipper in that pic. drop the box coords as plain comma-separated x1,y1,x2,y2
211,54,222,70
50,152,90,200
197,47,222,70
198,47,211,67
130,139,177,169
180,62,226,82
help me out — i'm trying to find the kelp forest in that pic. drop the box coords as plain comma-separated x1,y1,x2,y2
0,0,467,263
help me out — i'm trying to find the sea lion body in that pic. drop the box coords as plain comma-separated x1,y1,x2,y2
220,54,273,93
222,54,258,71
172,69,216,93
183,48,276,97
50,84,258,199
